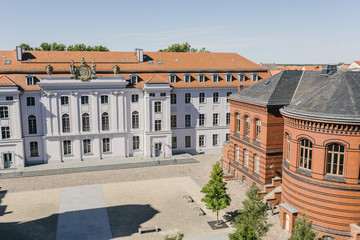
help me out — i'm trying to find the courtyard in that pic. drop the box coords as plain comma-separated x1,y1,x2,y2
0,153,288,240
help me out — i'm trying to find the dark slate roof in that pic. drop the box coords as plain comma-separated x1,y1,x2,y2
229,70,304,106
282,71,360,122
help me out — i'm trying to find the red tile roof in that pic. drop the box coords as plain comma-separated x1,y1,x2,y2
0,75,16,86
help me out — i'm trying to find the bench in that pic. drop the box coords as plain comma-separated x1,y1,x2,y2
182,194,194,203
193,206,205,216
138,226,160,234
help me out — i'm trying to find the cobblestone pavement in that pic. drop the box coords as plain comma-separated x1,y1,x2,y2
0,153,288,240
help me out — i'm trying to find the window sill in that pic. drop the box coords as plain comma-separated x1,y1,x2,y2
83,153,93,156
284,160,290,169
252,172,259,178
63,154,73,157
253,140,260,147
103,151,112,155
295,167,312,177
243,136,250,142
30,155,39,158
243,166,249,171
323,174,345,183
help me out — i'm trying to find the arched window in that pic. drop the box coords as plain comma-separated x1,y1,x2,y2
285,133,291,161
245,116,250,137
62,114,70,133
235,113,241,133
101,112,109,131
234,145,239,162
255,119,261,141
244,149,249,167
28,115,37,134
154,101,162,113
299,139,312,170
132,111,139,129
326,144,345,175
254,154,259,173
82,113,90,132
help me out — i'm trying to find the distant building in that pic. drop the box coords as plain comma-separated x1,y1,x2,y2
223,70,360,239
348,61,360,71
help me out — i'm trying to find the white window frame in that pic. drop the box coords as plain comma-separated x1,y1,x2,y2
26,75,35,86
211,73,219,83
251,73,258,82
237,73,245,82
224,73,232,82
130,74,138,84
169,74,176,83
199,135,205,147
183,74,191,83
197,73,205,83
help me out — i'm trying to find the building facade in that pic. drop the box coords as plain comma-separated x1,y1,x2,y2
0,48,269,168
223,70,360,239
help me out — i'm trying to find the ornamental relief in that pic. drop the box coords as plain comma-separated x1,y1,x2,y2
70,58,97,81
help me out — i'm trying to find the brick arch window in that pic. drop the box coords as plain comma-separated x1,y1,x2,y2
255,118,261,141
299,139,312,170
326,144,345,175
254,154,259,173
235,113,241,133
28,115,37,134
62,114,70,133
234,144,239,162
244,149,249,167
285,133,291,161
101,112,109,131
132,111,139,129
245,116,250,137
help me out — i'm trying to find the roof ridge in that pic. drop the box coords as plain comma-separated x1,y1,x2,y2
345,72,360,116
290,70,305,103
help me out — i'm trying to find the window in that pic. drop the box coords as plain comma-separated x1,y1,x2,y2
211,74,219,82
27,97,35,106
132,111,139,129
30,141,38,157
226,92,232,102
63,140,71,155
244,149,249,167
199,135,205,147
160,93,166,97
255,119,261,141
183,74,191,83
185,93,191,104
198,74,205,83
212,134,218,146
83,139,91,154
169,74,176,83
245,116,250,137
81,96,89,105
199,93,205,103
213,113,219,125
154,101,162,113
149,93,155,97
102,112,109,131
28,115,37,134
6,96,13,101
199,114,205,126
130,74,138,84
171,93,176,104
237,73,245,82
283,133,290,161
61,96,69,105
103,138,110,153
26,76,34,86
0,106,9,118
226,133,230,141
5,60,11,65
225,73,232,82
235,145,239,161
235,113,241,132
1,126,10,139
133,136,140,150
226,113,230,125
254,155,259,173
299,139,312,170
251,73,258,82
171,115,177,128
62,114,70,133
185,114,191,127
213,92,219,103
172,136,177,149
326,144,345,175
101,95,108,104
185,136,191,148
155,120,161,131
82,113,90,132
132,94,139,103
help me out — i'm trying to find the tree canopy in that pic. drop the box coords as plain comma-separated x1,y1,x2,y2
289,213,317,240
159,42,210,52
19,42,109,51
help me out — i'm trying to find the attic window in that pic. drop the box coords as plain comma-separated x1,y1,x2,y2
197,73,205,83
211,73,219,83
183,74,191,83
130,74,138,84
26,75,35,86
237,73,245,82
224,73,232,82
4,60,11,65
168,74,176,83
251,73,259,82
157,60,163,64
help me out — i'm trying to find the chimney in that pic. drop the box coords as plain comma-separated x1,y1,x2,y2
321,64,337,75
16,46,23,61
138,49,143,63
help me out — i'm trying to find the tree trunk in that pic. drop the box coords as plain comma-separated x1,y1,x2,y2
217,211,219,225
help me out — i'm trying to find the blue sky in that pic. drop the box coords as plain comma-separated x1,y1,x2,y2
1,0,359,64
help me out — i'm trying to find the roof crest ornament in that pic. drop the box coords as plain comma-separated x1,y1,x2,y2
45,64,53,76
69,58,97,81
113,64,120,76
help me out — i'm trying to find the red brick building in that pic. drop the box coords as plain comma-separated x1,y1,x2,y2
223,70,360,239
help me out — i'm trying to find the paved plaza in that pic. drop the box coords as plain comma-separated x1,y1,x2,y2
0,153,288,240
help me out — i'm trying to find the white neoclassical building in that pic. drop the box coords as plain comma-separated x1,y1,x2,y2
0,48,269,169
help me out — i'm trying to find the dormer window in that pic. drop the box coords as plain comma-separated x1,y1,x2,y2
169,74,176,83
224,73,232,82
26,75,35,86
183,74,191,83
130,74,138,84
197,74,205,83
251,73,258,82
237,73,245,82
211,73,219,83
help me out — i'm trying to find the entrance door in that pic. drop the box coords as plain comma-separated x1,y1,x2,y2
155,143,162,157
3,153,12,168
285,213,290,231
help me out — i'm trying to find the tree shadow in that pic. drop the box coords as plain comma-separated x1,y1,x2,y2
223,210,240,223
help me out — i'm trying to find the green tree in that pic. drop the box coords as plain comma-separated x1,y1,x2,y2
289,213,317,240
51,42,66,51
67,43,87,51
39,42,52,51
159,42,210,52
201,161,231,226
164,233,184,240
229,183,271,240
20,43,33,51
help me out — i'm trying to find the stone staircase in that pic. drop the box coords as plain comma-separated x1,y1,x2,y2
258,176,282,206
